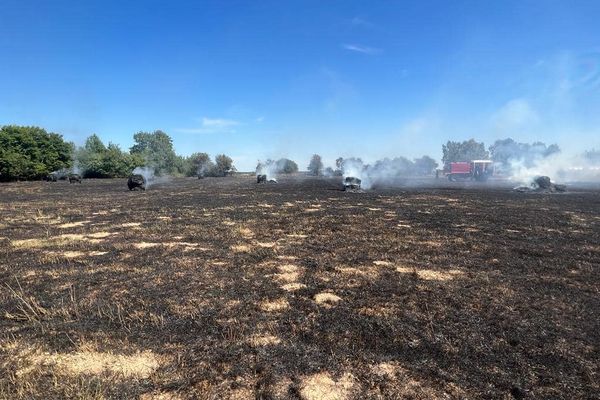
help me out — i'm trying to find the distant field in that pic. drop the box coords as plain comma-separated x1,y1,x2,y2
0,176,598,399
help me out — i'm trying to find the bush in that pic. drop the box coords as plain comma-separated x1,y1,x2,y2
0,125,73,181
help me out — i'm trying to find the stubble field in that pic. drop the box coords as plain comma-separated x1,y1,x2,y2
0,176,598,399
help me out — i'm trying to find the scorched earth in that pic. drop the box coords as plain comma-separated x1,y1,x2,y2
0,176,598,399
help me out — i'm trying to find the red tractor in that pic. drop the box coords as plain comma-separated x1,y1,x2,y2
446,160,494,182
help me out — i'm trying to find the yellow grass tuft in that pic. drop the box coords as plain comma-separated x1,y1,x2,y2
396,266,463,281
281,282,307,292
21,350,159,379
58,220,92,229
300,372,354,400
260,298,289,312
314,292,342,306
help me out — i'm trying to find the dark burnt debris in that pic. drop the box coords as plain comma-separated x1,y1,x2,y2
127,174,146,191
257,174,277,184
515,175,567,193
343,176,362,191
68,174,82,184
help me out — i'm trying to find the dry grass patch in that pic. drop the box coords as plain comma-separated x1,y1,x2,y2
373,260,392,267
235,226,254,238
87,231,115,239
255,241,276,248
18,349,160,379
10,233,108,249
281,282,307,292
300,372,355,400
276,264,302,283
231,244,251,253
287,233,308,238
248,334,281,347
314,292,342,307
133,242,161,249
58,220,91,229
120,222,142,228
396,266,463,281
260,298,289,312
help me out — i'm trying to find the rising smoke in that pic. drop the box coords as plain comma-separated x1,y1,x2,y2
256,160,279,181
340,156,438,189
509,152,600,184
133,166,158,188
490,139,600,184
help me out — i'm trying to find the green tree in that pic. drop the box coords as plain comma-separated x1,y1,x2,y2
76,135,142,178
489,138,560,169
442,139,489,168
0,125,72,181
276,158,299,174
187,152,214,177
130,130,178,174
413,155,438,175
308,154,324,176
213,154,234,176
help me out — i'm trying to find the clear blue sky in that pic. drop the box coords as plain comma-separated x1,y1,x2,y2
1,0,599,170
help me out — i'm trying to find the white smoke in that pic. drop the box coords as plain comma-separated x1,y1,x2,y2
133,166,158,188
341,158,371,188
340,156,437,189
72,162,81,176
256,160,281,181
509,152,600,185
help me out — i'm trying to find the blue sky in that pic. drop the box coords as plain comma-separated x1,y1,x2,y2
1,0,600,170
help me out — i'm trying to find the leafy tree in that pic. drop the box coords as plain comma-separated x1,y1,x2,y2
130,130,178,175
76,135,142,178
442,139,489,168
413,155,438,175
0,125,72,181
584,149,600,163
308,154,324,176
188,152,214,177
276,158,298,174
489,138,560,169
213,154,234,176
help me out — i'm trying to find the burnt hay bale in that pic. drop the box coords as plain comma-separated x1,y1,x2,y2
68,174,82,184
343,176,362,191
515,176,567,193
257,174,267,183
127,174,146,191
534,176,552,189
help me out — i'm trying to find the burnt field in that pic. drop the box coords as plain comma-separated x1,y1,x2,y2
0,176,598,399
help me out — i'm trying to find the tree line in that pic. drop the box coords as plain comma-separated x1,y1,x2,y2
306,154,439,176
441,138,561,171
0,125,235,181
0,124,592,182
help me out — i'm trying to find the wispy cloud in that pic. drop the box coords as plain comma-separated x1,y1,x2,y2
342,43,382,55
349,17,375,29
491,98,540,130
201,117,238,128
176,117,239,134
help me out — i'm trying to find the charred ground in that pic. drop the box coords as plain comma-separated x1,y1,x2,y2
0,176,598,399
